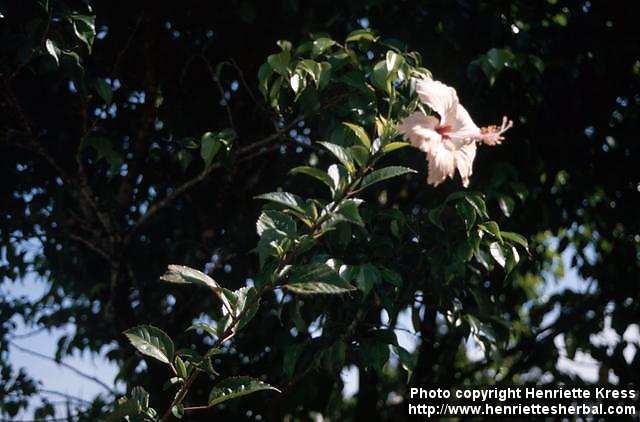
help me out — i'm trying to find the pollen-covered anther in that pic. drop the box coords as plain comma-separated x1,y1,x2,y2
479,116,514,146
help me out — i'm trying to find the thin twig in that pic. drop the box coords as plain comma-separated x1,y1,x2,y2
127,117,303,238
10,341,116,395
10,327,49,339
0,417,80,422
68,233,111,261
112,15,144,76
203,58,235,131
229,58,269,115
38,389,93,405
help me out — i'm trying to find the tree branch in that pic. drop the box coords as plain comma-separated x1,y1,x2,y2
38,389,92,405
67,233,112,261
126,116,304,239
9,341,117,395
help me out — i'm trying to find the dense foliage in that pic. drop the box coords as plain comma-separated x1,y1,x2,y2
1,1,638,421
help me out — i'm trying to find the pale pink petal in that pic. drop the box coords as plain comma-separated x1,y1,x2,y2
453,141,477,188
415,78,459,125
407,79,512,188
448,104,481,141
426,142,455,187
396,112,441,153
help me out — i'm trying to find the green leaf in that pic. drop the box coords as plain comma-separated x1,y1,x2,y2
187,323,218,339
501,231,529,253
175,356,188,378
455,236,475,262
283,344,304,378
255,192,307,215
327,164,350,195
69,15,96,52
286,262,354,294
208,377,280,407
316,62,332,90
312,37,336,57
465,194,489,219
339,71,371,95
360,340,389,373
498,195,515,217
318,142,355,174
336,199,364,227
489,242,506,268
298,59,320,78
479,221,503,242
380,267,403,287
200,129,235,164
474,249,492,270
105,387,149,422
44,39,59,66
360,166,416,190
256,210,297,236
455,200,476,231
428,207,444,231
267,50,291,75
371,60,391,92
393,345,416,381
160,265,219,290
380,142,409,155
230,287,260,331
37,0,50,11
200,132,222,167
124,325,174,364
466,315,497,343
345,29,378,43
289,262,346,284
106,398,140,421
348,145,370,168
161,265,236,315
258,63,273,96
289,166,333,190
385,50,403,73
356,264,380,296
83,136,122,174
486,47,516,70
343,122,371,149
285,282,354,295
171,405,184,419
277,39,292,51
289,72,303,94
505,244,520,274
95,78,112,104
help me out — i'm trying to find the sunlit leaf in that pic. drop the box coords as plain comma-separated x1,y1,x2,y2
267,50,291,75
311,37,335,57
255,192,307,215
70,15,96,52
208,377,280,406
45,39,59,65
318,142,355,174
360,166,416,190
345,29,378,43
343,122,371,149
124,325,174,364
501,231,529,253
289,166,333,190
489,242,506,267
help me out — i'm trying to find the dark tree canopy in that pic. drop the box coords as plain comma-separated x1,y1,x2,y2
1,0,639,420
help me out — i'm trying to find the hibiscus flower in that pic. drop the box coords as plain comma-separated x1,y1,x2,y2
397,78,513,187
